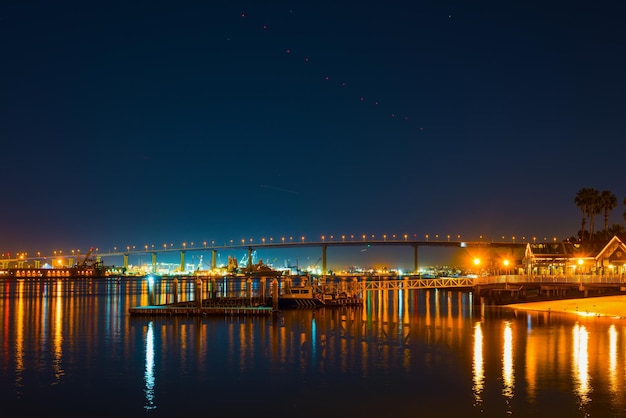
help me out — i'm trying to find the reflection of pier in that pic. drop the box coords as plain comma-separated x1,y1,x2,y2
126,273,626,317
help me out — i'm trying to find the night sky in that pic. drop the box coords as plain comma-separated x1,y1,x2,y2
2,1,625,266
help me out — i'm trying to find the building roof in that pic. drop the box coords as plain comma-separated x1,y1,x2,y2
529,235,626,262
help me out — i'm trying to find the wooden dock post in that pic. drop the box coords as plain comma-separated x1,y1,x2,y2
260,278,266,302
272,278,278,311
195,277,203,308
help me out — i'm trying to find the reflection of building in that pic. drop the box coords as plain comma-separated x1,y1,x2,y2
525,235,626,276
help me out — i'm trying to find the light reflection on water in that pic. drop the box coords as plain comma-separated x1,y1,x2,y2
2,277,626,417
144,321,156,411
573,323,591,411
472,321,484,407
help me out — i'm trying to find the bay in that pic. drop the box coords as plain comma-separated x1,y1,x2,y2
1,277,625,417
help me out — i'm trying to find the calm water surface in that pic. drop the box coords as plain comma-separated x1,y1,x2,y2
1,277,626,417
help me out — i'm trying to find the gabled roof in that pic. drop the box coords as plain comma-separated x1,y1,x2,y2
595,235,626,262
529,236,623,260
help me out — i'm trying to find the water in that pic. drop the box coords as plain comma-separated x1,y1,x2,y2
1,277,626,417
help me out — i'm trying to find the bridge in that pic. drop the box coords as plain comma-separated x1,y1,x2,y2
1,239,527,274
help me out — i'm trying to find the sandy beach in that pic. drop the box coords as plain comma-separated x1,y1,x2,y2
506,295,626,319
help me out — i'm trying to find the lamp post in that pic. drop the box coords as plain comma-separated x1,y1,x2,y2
473,258,481,281
503,259,510,289
578,259,584,290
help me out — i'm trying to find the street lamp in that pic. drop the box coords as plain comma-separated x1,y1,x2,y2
503,259,510,288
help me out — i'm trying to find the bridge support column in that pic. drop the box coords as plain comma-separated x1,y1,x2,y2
247,247,253,272
123,254,129,270
322,245,327,276
180,251,185,273
151,253,157,274
211,249,217,271
413,244,418,274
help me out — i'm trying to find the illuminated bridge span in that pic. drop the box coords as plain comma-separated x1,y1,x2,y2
101,240,525,274
2,240,527,274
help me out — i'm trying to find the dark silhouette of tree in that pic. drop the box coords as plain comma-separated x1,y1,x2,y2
605,223,625,238
599,190,617,239
574,188,597,241
588,189,601,239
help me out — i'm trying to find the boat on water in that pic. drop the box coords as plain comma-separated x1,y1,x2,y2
278,285,325,308
227,256,284,278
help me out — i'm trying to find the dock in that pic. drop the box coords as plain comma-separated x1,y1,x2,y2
129,305,274,316
129,296,275,316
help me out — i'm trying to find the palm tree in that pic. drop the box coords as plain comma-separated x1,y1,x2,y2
599,190,617,239
588,189,601,240
574,188,596,241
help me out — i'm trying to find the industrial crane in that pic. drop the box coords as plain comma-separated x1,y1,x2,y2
76,247,95,267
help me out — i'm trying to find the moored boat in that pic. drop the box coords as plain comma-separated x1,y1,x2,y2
278,285,325,308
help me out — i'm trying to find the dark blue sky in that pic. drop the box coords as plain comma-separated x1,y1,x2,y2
2,0,625,265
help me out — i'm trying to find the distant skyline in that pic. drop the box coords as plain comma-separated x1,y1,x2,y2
2,0,625,260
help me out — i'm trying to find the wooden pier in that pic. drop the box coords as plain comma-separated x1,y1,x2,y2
129,296,275,316
129,305,274,316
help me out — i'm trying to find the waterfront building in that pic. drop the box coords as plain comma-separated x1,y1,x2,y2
525,235,626,277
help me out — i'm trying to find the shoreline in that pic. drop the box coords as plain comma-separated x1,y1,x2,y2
505,294,626,319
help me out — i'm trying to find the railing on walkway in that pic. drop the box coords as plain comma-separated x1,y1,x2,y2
346,274,626,294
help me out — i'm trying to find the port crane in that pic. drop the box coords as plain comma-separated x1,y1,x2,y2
76,247,95,267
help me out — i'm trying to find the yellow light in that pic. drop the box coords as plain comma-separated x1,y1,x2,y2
503,259,510,267
474,258,480,266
